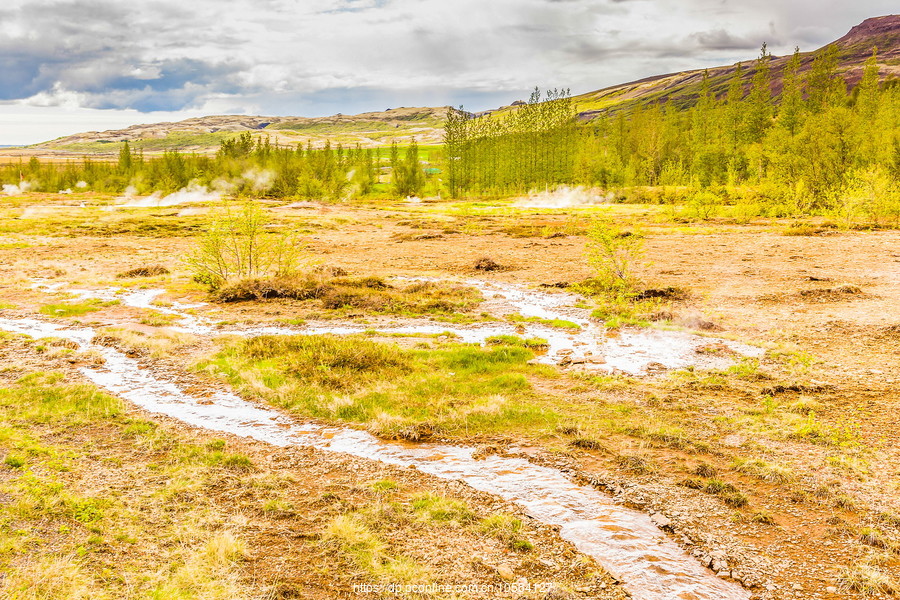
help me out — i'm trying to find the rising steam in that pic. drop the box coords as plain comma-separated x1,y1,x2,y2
2,181,33,196
514,186,611,208
117,182,223,207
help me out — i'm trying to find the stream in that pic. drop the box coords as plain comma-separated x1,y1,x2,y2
5,280,758,600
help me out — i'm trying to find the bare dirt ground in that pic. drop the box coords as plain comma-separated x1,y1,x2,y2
1,195,899,599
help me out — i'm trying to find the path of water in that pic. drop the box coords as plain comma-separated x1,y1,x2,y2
5,280,757,599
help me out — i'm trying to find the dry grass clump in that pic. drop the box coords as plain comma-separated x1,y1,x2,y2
569,437,607,451
116,264,170,278
93,328,197,359
235,335,412,391
214,275,330,302
731,458,795,483
798,284,863,300
474,257,504,271
322,513,428,582
839,563,899,596
2,557,99,600
615,454,656,475
214,273,482,315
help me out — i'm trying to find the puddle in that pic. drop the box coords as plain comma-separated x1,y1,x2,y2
0,314,750,600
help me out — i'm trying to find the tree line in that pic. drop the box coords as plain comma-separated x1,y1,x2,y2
1,43,897,224
446,46,899,225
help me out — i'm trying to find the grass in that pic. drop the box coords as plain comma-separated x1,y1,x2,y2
0,370,259,599
139,310,180,327
730,457,795,483
94,327,197,358
201,334,561,439
678,476,750,508
39,299,119,317
573,287,663,329
478,513,534,552
411,493,474,523
322,512,429,582
506,313,581,330
485,334,549,349
839,563,899,596
215,274,483,318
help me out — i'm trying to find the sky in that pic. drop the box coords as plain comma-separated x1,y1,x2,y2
0,0,896,145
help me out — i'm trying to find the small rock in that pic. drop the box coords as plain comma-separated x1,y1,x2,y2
792,583,803,591
826,586,838,593
496,564,515,581
650,512,672,528
712,559,728,573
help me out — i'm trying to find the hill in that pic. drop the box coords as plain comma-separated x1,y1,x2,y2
27,107,447,156
572,15,900,118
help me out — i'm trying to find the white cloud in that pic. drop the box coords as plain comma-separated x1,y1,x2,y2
0,0,895,144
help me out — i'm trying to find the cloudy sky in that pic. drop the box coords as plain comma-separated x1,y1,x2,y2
0,0,895,144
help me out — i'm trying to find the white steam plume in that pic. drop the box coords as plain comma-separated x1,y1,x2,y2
241,168,275,192
117,182,222,207
3,181,33,195
514,186,611,208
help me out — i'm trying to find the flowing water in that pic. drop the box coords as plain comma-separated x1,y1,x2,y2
58,278,761,376
3,280,759,599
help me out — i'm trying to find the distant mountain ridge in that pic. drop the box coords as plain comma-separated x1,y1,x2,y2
20,15,900,155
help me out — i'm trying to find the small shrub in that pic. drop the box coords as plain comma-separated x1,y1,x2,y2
584,219,643,293
186,201,305,290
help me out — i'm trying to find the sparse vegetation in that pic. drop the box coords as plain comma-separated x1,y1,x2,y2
39,299,119,318
186,201,306,290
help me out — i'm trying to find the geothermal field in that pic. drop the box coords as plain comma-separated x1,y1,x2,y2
0,184,898,599
1,4,899,600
